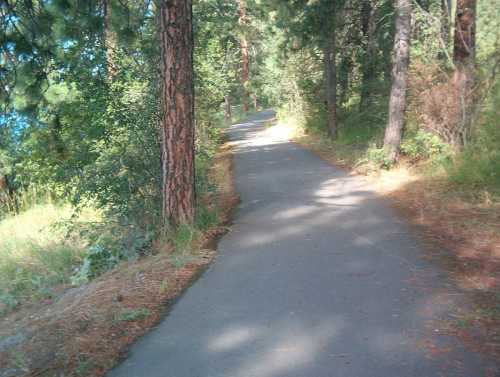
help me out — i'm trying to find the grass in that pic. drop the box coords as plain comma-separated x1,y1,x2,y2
0,204,99,312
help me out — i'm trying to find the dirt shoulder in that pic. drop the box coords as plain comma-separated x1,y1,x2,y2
289,128,500,362
0,140,239,377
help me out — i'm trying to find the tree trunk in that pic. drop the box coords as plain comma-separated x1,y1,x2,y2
238,0,250,113
159,0,196,227
383,0,411,163
451,0,476,147
224,95,232,125
323,24,338,139
339,57,351,106
0,175,18,214
359,0,378,110
252,93,258,111
104,0,117,79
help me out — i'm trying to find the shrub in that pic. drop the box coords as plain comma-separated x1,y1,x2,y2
70,221,155,284
401,129,451,162
365,145,394,169
447,80,500,189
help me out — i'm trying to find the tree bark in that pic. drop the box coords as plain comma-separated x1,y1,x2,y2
323,22,338,139
339,56,351,106
451,0,476,147
159,0,196,227
323,11,337,139
383,0,411,163
359,0,378,110
238,0,250,113
252,93,257,111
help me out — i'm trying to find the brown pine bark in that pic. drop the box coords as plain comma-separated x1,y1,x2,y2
323,29,338,139
383,0,411,163
451,0,476,147
238,0,250,113
159,0,196,227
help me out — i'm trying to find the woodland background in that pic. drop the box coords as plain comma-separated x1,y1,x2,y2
0,0,498,318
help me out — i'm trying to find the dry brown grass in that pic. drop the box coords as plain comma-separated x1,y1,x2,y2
0,140,238,377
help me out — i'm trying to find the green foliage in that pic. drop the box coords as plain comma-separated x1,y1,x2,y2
170,224,198,254
69,219,156,285
0,0,497,319
401,129,451,161
365,145,394,169
448,85,500,189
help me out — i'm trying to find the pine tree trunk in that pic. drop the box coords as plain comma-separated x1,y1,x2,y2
339,57,351,106
359,0,378,110
238,0,250,113
383,0,411,163
452,0,476,147
159,0,196,227
104,0,117,79
324,28,338,139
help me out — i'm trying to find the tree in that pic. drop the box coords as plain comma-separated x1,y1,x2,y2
359,0,378,110
323,18,338,139
104,0,118,79
383,0,411,163
452,0,476,147
238,0,251,113
159,0,196,226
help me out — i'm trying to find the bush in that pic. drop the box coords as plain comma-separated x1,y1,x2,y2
365,145,394,169
447,81,500,189
70,221,155,284
448,123,500,189
401,129,451,162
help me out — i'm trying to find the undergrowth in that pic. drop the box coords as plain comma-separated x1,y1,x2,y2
0,204,97,313
0,121,229,315
281,94,499,198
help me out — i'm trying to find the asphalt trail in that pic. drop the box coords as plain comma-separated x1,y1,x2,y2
108,110,495,377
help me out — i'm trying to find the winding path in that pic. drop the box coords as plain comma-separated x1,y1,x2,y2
108,110,493,377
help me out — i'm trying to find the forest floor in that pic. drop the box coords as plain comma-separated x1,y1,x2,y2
275,120,500,364
0,141,238,377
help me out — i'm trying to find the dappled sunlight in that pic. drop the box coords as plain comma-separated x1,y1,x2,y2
106,111,496,377
272,205,316,220
207,325,262,353
229,318,343,377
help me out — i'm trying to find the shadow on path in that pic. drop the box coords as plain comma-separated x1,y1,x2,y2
107,110,497,377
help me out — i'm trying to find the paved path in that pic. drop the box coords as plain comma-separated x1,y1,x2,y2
108,111,494,377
